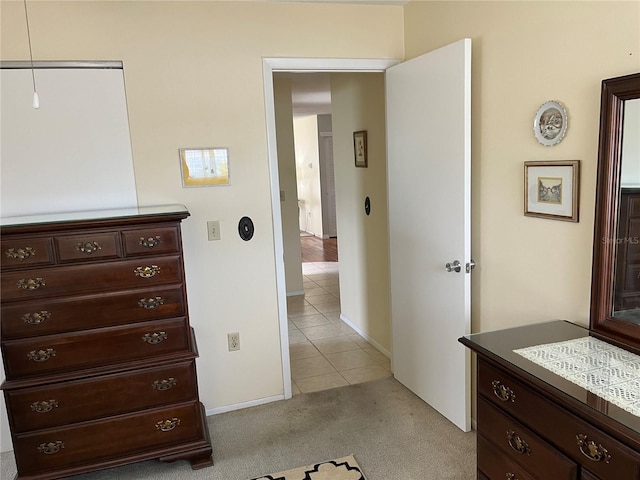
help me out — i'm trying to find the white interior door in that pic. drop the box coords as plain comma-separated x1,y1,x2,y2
387,39,472,432
321,135,337,237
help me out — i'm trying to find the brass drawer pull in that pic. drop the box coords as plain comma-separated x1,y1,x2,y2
142,331,168,344
507,430,531,455
31,399,59,413
37,441,64,455
75,241,102,255
134,265,161,278
152,377,177,391
576,434,611,463
506,474,518,480
139,236,162,249
492,380,516,402
27,348,56,362
22,310,52,325
138,296,165,310
155,417,180,432
17,278,45,291
5,247,36,261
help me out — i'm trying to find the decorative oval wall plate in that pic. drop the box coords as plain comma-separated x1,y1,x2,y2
533,100,568,146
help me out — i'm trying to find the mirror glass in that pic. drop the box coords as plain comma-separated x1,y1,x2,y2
613,98,640,324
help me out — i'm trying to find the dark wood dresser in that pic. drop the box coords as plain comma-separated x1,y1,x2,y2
0,205,213,480
614,188,640,312
460,321,640,480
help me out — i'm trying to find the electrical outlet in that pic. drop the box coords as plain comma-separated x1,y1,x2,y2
227,332,240,351
207,220,221,241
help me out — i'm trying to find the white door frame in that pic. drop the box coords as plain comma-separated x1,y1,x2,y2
262,57,399,399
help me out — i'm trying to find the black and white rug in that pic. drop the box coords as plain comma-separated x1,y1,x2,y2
248,455,366,480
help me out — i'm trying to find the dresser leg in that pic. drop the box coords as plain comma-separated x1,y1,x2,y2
159,402,213,469
188,452,215,470
159,446,213,470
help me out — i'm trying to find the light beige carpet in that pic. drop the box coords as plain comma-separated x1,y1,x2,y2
1,377,476,479
249,455,365,480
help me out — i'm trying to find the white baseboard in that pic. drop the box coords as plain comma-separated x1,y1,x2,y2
339,314,391,358
205,394,285,416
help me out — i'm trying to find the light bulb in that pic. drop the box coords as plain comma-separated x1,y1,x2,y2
32,91,39,109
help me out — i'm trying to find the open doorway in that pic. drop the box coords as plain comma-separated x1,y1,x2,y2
265,59,394,396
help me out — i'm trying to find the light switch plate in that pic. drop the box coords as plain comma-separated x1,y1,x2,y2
207,220,221,241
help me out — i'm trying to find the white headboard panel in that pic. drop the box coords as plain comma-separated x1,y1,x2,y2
1,62,138,218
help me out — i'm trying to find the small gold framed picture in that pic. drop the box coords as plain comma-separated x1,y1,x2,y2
524,160,580,222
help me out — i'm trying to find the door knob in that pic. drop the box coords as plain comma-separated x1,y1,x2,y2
466,260,476,273
445,260,461,272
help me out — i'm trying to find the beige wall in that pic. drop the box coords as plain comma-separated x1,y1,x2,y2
275,77,304,295
404,0,640,334
2,0,638,454
331,73,391,353
0,0,404,452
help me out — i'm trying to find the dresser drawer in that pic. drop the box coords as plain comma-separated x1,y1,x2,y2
2,318,190,379
624,264,640,291
614,292,640,310
628,195,640,217
479,360,640,479
123,226,181,256
1,286,186,340
478,435,539,480
478,397,577,479
625,219,640,264
54,231,122,263
12,401,205,477
582,470,602,480
5,361,198,433
1,236,54,268
1,255,184,301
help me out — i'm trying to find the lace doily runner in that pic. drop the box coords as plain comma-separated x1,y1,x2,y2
514,336,640,417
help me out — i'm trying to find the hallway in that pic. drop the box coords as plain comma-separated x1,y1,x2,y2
299,235,338,263
288,236,391,394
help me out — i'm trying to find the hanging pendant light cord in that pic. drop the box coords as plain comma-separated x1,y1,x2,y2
23,0,39,107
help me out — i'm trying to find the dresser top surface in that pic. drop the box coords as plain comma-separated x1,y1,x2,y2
460,320,640,437
0,204,189,232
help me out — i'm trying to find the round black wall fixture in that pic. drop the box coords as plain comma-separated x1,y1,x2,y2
364,196,371,216
238,216,254,241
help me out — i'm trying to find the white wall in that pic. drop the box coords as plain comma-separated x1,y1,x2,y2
294,115,324,237
0,0,404,452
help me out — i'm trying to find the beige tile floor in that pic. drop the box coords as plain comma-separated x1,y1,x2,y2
288,262,392,394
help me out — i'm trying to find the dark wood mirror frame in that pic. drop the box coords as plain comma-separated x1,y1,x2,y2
591,72,640,347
